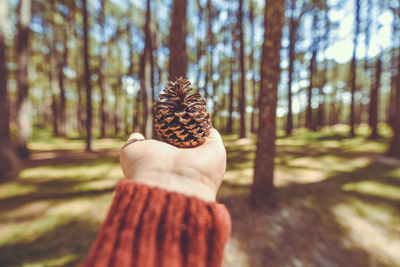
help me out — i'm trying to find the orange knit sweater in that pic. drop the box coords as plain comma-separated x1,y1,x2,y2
82,179,231,267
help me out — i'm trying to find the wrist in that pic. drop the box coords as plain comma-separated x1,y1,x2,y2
130,170,217,202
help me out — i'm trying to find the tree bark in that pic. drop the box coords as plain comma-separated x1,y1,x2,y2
306,8,320,131
0,0,10,144
0,0,20,181
204,0,215,103
388,44,400,157
250,0,257,133
57,8,68,138
114,82,120,136
48,8,60,137
50,61,59,137
388,6,399,128
329,63,340,126
141,0,153,138
238,0,247,138
83,0,92,151
306,50,316,130
195,0,204,92
58,53,67,137
15,0,32,158
168,0,188,81
126,21,138,132
72,9,85,137
250,0,285,208
317,5,330,130
349,0,361,137
226,0,235,134
286,0,296,135
369,54,381,139
98,0,107,138
76,74,85,136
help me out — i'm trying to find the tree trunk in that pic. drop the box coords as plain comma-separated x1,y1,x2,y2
206,0,216,122
349,0,361,137
388,44,400,157
126,21,138,132
306,50,316,130
98,0,107,138
250,0,285,208
317,69,326,129
0,1,9,144
388,7,399,128
48,9,60,138
226,0,235,134
76,74,85,137
72,10,84,138
141,0,153,138
204,0,214,103
195,0,206,97
57,24,68,137
114,82,120,136
238,0,247,138
83,0,92,151
306,9,319,131
58,61,67,137
0,0,20,181
50,62,59,137
317,6,330,130
98,67,107,138
286,0,296,135
124,88,129,135
369,54,381,139
250,0,257,133
15,0,32,158
360,0,372,129
168,0,187,81
227,59,234,134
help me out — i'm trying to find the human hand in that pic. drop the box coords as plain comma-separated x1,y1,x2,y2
120,128,226,202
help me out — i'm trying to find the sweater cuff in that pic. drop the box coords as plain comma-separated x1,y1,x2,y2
82,179,231,267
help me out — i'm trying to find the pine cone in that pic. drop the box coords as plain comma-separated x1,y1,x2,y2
153,78,212,148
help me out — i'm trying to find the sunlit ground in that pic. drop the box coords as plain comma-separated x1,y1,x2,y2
1,124,399,267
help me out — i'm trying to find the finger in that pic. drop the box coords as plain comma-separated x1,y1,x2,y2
194,128,225,153
121,132,146,151
203,128,224,148
128,132,145,142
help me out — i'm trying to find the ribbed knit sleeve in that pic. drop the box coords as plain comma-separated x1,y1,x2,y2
81,179,231,267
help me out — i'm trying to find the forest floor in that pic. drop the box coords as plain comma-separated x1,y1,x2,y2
0,124,399,267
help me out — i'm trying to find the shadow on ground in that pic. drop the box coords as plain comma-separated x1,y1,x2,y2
220,133,400,267
0,216,100,267
0,147,120,267
1,132,399,267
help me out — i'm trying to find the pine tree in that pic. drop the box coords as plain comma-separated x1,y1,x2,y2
168,0,188,81
369,54,381,139
83,0,92,151
238,0,247,138
141,0,154,138
249,0,257,133
388,44,400,157
15,0,32,158
0,0,20,180
349,0,361,137
251,0,285,207
98,0,108,138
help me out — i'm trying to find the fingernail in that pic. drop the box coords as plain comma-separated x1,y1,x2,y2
128,133,145,141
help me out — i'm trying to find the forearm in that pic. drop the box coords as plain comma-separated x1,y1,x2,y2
82,179,231,267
